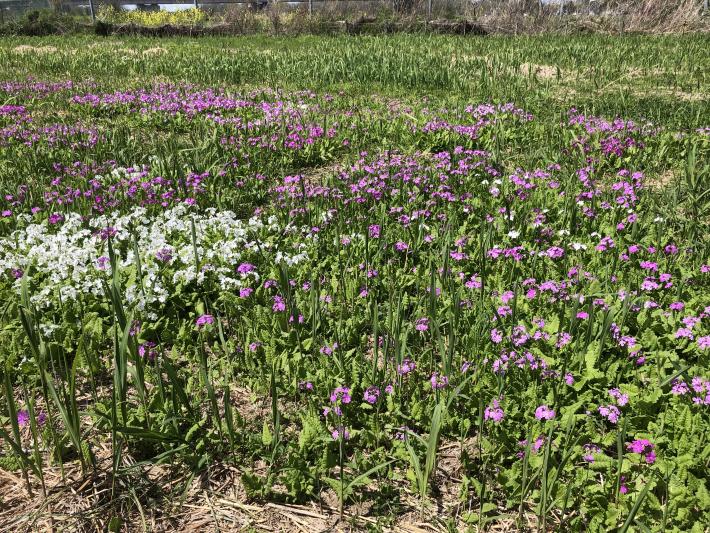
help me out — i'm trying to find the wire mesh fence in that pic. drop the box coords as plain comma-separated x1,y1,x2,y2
0,0,706,29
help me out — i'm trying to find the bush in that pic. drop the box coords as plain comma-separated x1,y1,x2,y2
96,6,208,27
0,9,79,36
94,19,111,36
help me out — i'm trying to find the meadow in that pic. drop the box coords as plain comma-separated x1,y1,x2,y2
0,34,708,531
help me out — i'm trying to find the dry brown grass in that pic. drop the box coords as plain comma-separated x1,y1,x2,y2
0,431,543,532
12,45,60,54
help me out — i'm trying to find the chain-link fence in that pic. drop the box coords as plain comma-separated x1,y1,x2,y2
1,0,706,30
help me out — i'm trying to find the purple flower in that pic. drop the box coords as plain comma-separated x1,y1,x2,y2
99,226,117,241
675,327,694,340
397,359,416,375
320,342,339,356
330,386,351,405
138,341,157,361
599,404,621,424
237,262,256,275
239,287,254,298
627,439,652,453
394,426,410,441
609,388,629,406
671,379,689,395
497,306,512,317
368,225,380,238
289,314,304,324
415,317,429,332
484,398,505,423
535,404,555,420
620,476,629,494
556,332,573,348
96,256,110,270
363,386,381,404
546,246,565,259
430,372,449,390
490,328,503,344
129,320,141,337
332,426,350,441
155,247,173,263
196,314,214,328
583,444,600,463
627,438,655,463
272,295,286,312
17,410,30,427
501,290,515,304
298,381,314,392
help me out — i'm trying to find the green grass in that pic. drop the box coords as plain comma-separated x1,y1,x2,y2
0,34,707,127
0,33,708,532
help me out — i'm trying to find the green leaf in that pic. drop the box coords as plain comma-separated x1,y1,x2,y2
584,341,604,380
481,502,498,513
262,420,273,446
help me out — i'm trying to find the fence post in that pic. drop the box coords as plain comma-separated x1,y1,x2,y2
427,0,431,19
88,0,95,22
309,0,312,15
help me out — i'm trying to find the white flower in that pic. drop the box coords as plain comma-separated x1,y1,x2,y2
0,200,307,313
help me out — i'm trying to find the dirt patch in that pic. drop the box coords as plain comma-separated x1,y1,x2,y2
12,45,60,55
0,441,542,532
597,86,707,102
646,168,677,190
449,55,564,82
520,62,560,80
88,40,124,49
142,47,168,57
301,161,345,186
117,47,140,57
647,88,707,102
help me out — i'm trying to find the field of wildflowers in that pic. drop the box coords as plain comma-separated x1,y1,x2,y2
0,35,708,531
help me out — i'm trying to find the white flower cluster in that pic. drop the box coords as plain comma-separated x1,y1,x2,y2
0,204,309,315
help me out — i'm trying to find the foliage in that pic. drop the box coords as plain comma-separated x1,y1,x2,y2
97,6,208,28
0,34,708,530
0,9,82,36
